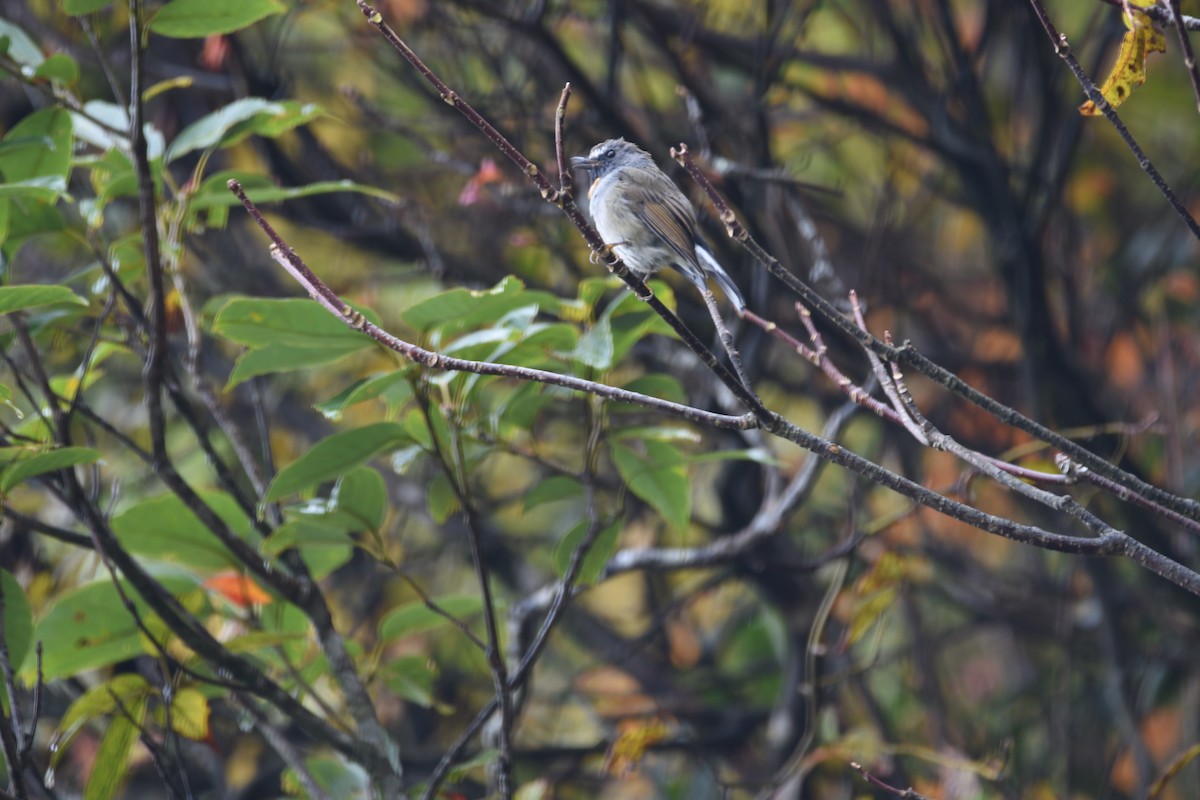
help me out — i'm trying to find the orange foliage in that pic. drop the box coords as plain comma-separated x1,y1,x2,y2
1110,706,1182,797
204,573,273,607
1105,331,1147,391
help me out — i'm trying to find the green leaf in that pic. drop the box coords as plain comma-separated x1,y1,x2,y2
610,426,700,444
260,516,354,578
83,696,145,800
301,544,354,583
165,98,320,162
0,189,64,258
0,20,43,70
0,108,73,184
212,297,378,388
611,441,691,532
33,53,80,83
571,315,614,370
315,372,413,421
332,466,387,532
494,381,556,432
51,674,151,763
111,491,254,571
607,288,676,362
554,520,620,585
0,446,100,494
220,630,307,656
426,473,459,524
225,342,371,388
402,408,433,450
0,176,69,202
266,422,411,501
258,492,369,575
0,571,32,676
619,374,687,405
445,749,500,784
81,149,137,225
380,656,440,708
523,322,580,349
684,447,781,467
389,445,423,475
31,578,197,682
378,595,484,643
150,0,286,38
64,0,114,13
213,297,376,349
281,757,370,800
190,171,401,210
402,277,529,334
524,475,583,511
71,100,163,161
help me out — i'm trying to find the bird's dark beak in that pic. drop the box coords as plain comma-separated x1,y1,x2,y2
570,155,597,170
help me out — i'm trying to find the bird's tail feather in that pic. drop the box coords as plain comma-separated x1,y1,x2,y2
694,243,747,313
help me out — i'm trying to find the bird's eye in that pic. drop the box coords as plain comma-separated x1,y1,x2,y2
604,149,616,159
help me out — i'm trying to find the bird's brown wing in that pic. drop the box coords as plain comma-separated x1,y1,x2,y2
628,179,700,268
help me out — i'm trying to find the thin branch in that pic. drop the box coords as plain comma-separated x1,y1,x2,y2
671,142,1200,524
1115,0,1200,30
62,472,364,763
1026,0,1200,240
104,685,187,800
1161,0,1200,113
354,0,766,419
422,399,860,797
155,666,194,800
1,506,93,549
237,161,1190,584
850,761,932,800
234,695,335,800
701,286,757,396
1060,456,1200,537
757,551,851,798
227,179,752,430
554,83,572,195
19,645,41,766
128,0,169,463
417,387,513,798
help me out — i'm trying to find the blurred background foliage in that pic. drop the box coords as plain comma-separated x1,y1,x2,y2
2,0,1200,798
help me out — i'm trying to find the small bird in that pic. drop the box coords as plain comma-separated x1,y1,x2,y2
571,138,746,314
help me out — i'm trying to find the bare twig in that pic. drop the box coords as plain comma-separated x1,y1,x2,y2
354,0,765,419
235,695,336,800
1026,0,1200,240
417,388,513,797
421,399,860,798
701,286,757,396
850,761,932,799
1161,0,1200,113
554,83,572,195
228,177,753,430
757,550,851,798
1115,0,1200,30
671,142,1200,524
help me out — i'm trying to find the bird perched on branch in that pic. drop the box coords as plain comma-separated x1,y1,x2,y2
571,138,746,314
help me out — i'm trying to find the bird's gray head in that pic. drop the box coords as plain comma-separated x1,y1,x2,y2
571,138,655,179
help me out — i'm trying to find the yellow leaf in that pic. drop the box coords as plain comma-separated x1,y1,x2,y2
845,585,897,647
1080,11,1166,115
167,688,211,740
604,718,672,777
